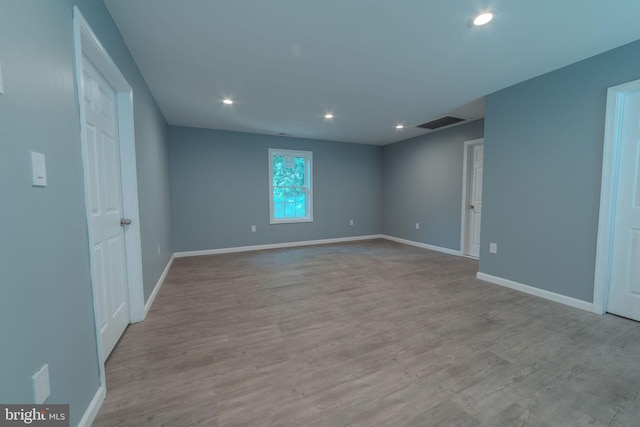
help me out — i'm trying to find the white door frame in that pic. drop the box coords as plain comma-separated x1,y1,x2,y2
593,78,640,314
460,138,484,258
73,7,145,371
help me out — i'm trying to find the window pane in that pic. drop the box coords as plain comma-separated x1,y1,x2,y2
285,189,295,203
296,202,306,217
273,188,284,203
274,203,284,218
295,157,305,185
284,202,295,217
273,156,285,186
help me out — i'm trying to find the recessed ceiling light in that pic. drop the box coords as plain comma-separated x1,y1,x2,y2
395,124,404,129
469,11,496,27
222,99,233,105
324,113,334,119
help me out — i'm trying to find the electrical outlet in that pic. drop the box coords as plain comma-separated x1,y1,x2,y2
251,225,256,232
489,243,498,254
33,364,50,404
415,223,420,230
349,219,354,226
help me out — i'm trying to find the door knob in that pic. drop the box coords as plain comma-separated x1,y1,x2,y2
468,205,475,209
120,218,132,226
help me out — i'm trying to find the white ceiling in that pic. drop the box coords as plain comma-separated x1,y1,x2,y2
104,0,640,145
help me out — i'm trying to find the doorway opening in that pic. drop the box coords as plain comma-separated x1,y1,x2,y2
73,5,144,382
594,78,640,321
461,138,484,258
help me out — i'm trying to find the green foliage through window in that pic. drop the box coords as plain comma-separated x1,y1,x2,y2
269,149,313,222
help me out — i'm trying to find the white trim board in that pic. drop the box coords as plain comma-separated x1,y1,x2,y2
174,235,384,258
477,272,593,313
143,254,175,317
382,235,463,256
174,235,463,259
77,385,105,427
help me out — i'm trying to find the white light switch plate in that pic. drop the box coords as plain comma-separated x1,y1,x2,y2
489,243,498,254
33,364,50,404
30,151,47,187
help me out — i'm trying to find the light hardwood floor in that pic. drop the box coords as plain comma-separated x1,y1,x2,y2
93,239,640,426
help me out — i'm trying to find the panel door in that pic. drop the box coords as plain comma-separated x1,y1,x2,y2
467,145,484,258
608,90,640,321
82,55,130,360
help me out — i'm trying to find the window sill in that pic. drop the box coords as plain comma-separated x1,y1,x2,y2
270,218,314,225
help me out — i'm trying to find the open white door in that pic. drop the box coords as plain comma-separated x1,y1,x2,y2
594,78,640,321
81,57,131,360
605,87,640,321
74,7,145,368
461,139,484,258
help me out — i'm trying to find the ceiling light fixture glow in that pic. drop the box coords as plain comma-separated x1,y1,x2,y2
222,99,233,105
395,124,404,129
324,113,334,119
469,11,496,27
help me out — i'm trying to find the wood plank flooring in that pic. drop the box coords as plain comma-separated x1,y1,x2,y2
93,239,640,426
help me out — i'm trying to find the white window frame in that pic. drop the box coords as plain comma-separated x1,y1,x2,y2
268,148,313,224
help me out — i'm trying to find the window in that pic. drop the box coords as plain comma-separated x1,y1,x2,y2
269,148,313,223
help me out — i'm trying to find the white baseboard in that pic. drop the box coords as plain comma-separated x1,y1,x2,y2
174,235,383,258
77,385,105,427
143,254,175,318
476,272,594,312
381,235,463,256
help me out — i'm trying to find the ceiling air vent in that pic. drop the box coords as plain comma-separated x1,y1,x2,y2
417,116,466,130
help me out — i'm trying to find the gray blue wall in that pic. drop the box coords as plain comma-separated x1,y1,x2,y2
0,1,170,424
169,127,382,251
480,39,640,302
2,0,638,422
382,120,485,250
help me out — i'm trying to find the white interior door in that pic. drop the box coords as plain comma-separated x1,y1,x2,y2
607,89,640,321
81,55,130,360
466,144,484,258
